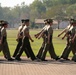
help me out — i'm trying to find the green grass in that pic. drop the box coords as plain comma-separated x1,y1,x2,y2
0,29,73,57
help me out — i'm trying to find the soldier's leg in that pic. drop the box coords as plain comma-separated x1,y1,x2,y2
36,42,45,59
72,40,76,55
60,37,70,58
48,43,58,60
2,42,12,59
15,45,24,60
62,43,72,59
41,44,48,60
71,40,76,61
72,48,76,55
24,48,30,58
15,46,30,59
15,37,30,60
60,45,69,58
5,42,12,59
63,39,76,59
26,42,36,60
13,38,22,57
15,38,26,59
2,45,8,59
72,53,76,62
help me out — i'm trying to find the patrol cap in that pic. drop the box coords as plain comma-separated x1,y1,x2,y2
69,18,74,24
0,20,4,26
0,23,1,26
21,19,25,23
25,19,29,23
73,20,76,24
21,19,29,23
2,21,8,26
44,19,48,24
47,19,53,24
0,20,4,23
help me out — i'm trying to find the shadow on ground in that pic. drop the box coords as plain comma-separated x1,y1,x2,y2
0,58,76,65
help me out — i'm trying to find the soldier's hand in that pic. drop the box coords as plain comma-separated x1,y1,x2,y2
34,34,37,38
58,34,60,37
16,39,19,42
62,37,65,40
31,39,34,42
38,37,40,39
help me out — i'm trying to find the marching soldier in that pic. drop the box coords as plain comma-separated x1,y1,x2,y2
0,20,3,51
0,20,5,42
41,19,59,61
61,20,76,60
15,19,37,61
13,19,30,58
58,19,76,60
36,19,49,59
1,21,14,61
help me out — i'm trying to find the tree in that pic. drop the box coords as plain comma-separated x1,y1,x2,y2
66,4,76,18
30,0,46,21
21,2,30,19
0,6,4,19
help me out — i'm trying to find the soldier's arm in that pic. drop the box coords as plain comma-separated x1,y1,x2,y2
1,29,5,44
37,30,45,39
34,25,46,38
16,29,20,41
58,28,67,37
34,29,44,38
62,32,69,40
28,34,34,42
24,28,34,42
47,27,53,44
71,34,76,43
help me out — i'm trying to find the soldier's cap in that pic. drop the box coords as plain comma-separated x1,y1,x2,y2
2,21,8,26
0,20,4,23
47,19,53,24
69,18,74,24
73,20,76,24
0,23,1,26
21,19,29,23
21,19,25,23
0,20,4,26
44,19,48,24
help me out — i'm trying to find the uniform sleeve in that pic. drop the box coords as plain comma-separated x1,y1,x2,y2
48,27,53,35
42,25,47,30
1,29,5,37
71,28,76,35
75,29,76,33
24,27,29,35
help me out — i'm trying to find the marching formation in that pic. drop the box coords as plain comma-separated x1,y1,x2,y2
0,18,76,62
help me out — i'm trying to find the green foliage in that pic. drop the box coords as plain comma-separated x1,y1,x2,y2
66,4,76,18
0,0,76,28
